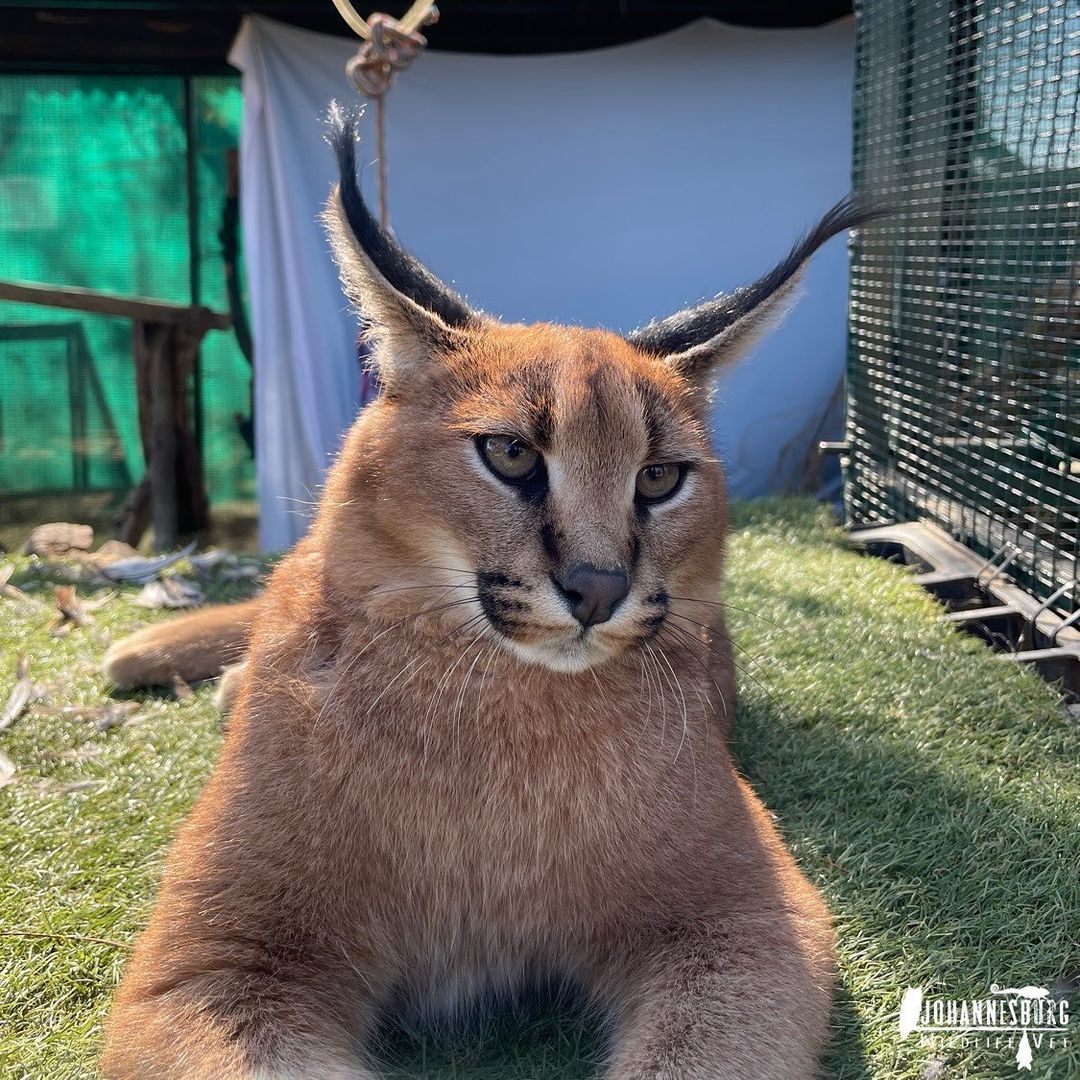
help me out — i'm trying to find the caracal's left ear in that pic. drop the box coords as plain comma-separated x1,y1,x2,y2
322,102,484,393
627,197,888,390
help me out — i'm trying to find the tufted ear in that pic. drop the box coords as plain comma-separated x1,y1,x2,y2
627,197,887,389
322,103,482,392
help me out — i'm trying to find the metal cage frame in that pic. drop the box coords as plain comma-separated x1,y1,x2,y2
846,0,1080,621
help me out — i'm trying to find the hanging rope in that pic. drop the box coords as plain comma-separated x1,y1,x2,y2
331,0,438,228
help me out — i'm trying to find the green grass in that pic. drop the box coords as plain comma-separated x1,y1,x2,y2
1,497,1078,1079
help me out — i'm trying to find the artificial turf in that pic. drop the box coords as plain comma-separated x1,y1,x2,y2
1,497,1077,1079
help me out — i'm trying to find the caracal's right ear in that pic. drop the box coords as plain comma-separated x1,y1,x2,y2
323,102,484,393
628,196,889,395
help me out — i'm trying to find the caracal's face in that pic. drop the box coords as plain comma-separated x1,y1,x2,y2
347,322,726,673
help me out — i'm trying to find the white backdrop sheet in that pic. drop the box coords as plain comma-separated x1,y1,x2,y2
230,16,855,550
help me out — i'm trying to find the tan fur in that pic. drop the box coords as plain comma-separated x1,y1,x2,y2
101,188,837,1079
103,598,261,689
213,659,249,714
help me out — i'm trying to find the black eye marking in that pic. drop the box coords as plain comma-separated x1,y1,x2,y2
639,611,667,642
539,518,561,565
478,570,530,634
639,590,670,642
478,570,527,590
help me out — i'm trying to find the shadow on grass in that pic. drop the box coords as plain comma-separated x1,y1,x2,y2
369,983,605,1080
732,699,1080,1080
365,970,875,1080
825,982,873,1080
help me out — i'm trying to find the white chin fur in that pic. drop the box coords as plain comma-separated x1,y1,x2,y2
497,631,613,673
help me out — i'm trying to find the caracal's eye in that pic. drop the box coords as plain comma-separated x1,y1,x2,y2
635,462,685,504
477,435,541,483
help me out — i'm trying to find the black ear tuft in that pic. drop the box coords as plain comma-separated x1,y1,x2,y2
628,195,891,359
324,103,477,329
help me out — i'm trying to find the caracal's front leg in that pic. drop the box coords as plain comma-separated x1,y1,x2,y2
101,931,384,1080
600,903,835,1080
101,756,392,1079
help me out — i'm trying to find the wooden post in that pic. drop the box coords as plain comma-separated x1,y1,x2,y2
0,278,228,551
147,324,179,551
114,476,151,549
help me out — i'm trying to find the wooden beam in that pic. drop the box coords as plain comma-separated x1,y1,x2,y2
0,5,854,70
0,279,229,332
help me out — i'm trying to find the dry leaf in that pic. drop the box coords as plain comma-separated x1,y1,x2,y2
30,704,102,720
132,577,204,610
83,591,116,613
0,751,16,789
95,701,140,732
0,582,37,605
188,550,237,574
1,657,34,732
51,585,89,636
32,703,141,732
103,542,197,584
39,743,103,765
0,563,38,606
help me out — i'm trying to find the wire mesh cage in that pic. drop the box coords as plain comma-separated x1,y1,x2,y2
848,0,1080,616
0,322,131,494
0,74,253,510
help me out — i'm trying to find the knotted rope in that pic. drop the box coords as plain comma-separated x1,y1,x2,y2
332,1,439,227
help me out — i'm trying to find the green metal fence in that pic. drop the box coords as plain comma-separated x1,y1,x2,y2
0,74,253,507
848,0,1080,615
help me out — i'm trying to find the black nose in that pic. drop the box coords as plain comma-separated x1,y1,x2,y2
554,563,630,628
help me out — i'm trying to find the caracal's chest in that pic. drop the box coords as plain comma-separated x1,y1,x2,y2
320,656,722,923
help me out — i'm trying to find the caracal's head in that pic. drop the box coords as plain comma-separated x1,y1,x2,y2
316,105,878,673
